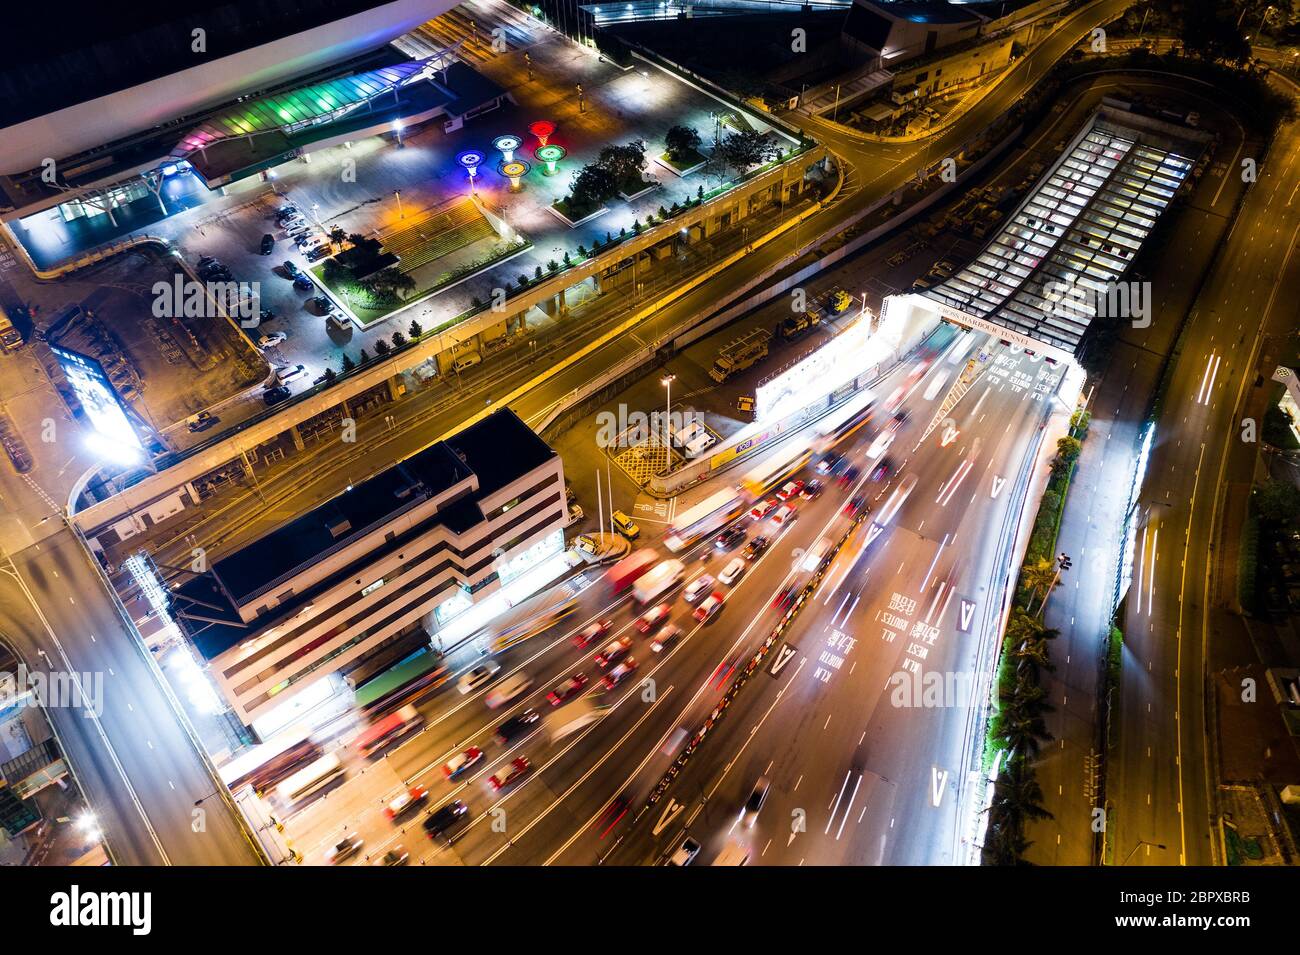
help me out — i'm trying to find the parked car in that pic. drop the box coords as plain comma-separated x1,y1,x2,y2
262,385,291,406
282,261,303,278
257,332,286,349
187,411,220,433
293,275,315,292
259,233,275,255
423,800,468,840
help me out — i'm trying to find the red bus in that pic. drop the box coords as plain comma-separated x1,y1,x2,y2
607,548,658,595
354,704,423,758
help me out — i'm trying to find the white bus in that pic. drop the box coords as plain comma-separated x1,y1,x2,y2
739,445,811,500
275,752,344,806
665,489,743,553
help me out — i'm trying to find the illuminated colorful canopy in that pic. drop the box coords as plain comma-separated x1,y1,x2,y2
529,120,556,146
457,150,485,176
493,134,522,162
173,62,431,157
499,159,531,190
534,143,566,175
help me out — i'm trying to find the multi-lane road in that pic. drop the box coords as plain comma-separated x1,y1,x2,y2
0,0,1139,867
271,328,1067,866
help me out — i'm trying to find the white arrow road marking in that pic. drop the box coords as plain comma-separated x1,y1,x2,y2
931,767,950,807
769,644,798,677
864,523,884,548
959,599,977,633
991,475,1006,498
653,799,685,837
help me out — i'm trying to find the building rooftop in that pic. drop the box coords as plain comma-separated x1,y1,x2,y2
0,0,400,130
173,409,556,659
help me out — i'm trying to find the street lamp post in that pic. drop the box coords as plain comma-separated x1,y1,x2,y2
1121,840,1167,865
1037,552,1073,618
394,189,403,219
661,373,675,453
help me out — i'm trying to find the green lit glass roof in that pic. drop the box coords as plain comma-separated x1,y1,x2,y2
175,61,429,156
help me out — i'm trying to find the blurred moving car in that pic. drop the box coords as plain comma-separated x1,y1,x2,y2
694,591,725,621
636,603,672,634
495,709,541,745
325,833,363,864
384,786,429,820
594,636,633,669
547,672,588,705
443,747,484,780
573,619,612,649
603,658,638,689
741,776,770,827
684,574,715,603
487,757,531,792
668,836,701,866
458,663,500,694
423,800,468,840
377,846,409,866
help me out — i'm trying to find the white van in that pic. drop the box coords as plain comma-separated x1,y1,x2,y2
453,352,481,373
326,312,351,334
276,363,308,384
675,421,706,445
485,672,532,709
684,431,716,459
299,235,330,254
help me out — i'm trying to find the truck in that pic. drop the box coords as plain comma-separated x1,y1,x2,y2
709,327,771,383
633,558,685,604
549,696,611,742
607,548,658,595
827,288,852,314
777,309,820,341
0,306,23,353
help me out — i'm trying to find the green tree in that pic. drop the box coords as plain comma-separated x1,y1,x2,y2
341,353,356,372
374,338,391,356
322,367,337,384
358,347,371,364
1256,479,1300,526
665,124,702,163
391,331,406,348
567,163,618,215
408,320,423,339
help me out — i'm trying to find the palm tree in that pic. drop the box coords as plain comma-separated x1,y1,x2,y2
1021,557,1056,612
